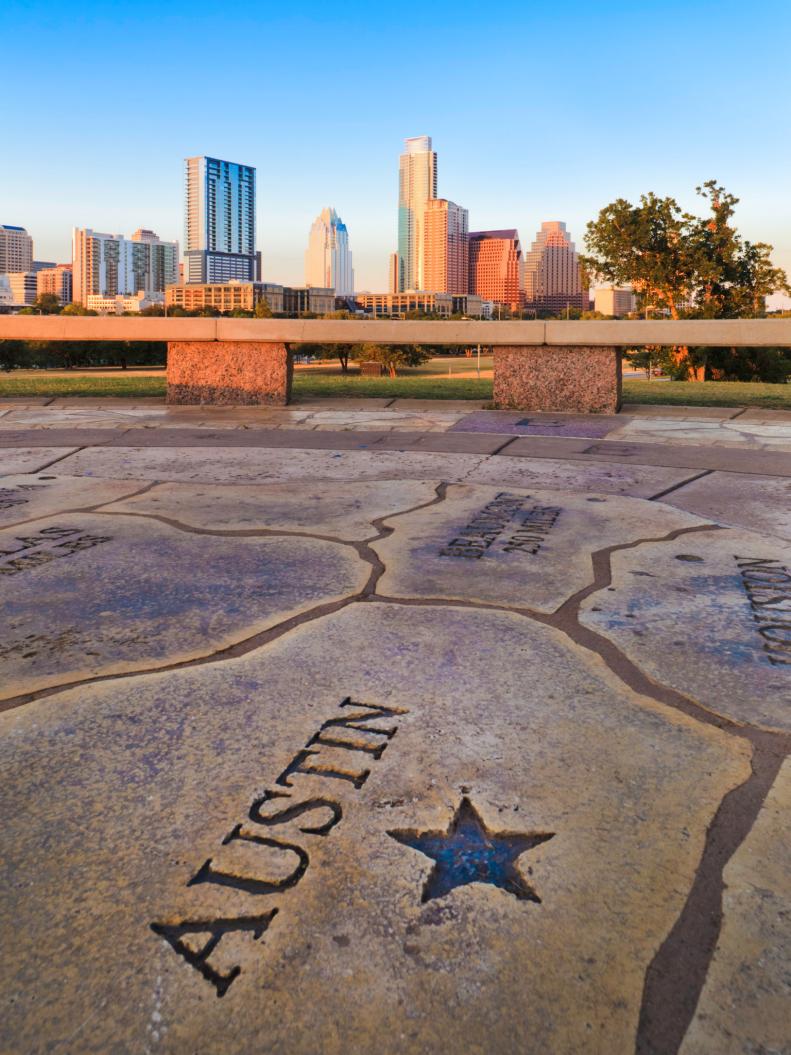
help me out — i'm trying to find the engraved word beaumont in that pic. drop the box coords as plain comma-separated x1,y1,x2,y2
440,492,560,559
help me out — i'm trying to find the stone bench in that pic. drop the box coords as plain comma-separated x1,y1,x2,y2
166,341,621,414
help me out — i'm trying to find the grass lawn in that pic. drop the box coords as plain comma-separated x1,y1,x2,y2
0,369,789,409
623,380,791,409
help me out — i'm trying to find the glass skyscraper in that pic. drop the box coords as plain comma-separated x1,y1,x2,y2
304,207,354,296
397,136,437,291
184,156,260,284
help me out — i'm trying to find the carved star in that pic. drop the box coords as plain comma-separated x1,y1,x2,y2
388,797,554,903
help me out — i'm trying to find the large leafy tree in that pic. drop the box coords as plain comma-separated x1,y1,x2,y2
583,181,789,379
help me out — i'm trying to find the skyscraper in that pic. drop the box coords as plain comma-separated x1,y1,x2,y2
523,221,586,313
184,156,260,284
0,225,33,274
72,228,178,305
397,136,437,291
304,208,354,296
469,230,523,311
423,199,469,295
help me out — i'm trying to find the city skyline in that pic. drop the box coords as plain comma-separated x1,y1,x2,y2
3,1,791,303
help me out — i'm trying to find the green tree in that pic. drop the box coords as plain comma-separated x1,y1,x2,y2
352,342,430,379
583,181,789,380
254,297,273,318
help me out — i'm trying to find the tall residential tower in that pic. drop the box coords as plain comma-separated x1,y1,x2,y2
423,199,469,295
0,225,33,274
184,156,260,283
397,136,437,291
72,228,178,305
304,208,354,296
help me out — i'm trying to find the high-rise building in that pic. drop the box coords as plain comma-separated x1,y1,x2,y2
469,230,523,311
423,199,469,295
36,264,73,305
72,228,178,305
184,156,260,284
304,208,354,296
523,221,586,313
0,225,33,274
0,272,37,306
397,136,437,291
594,286,636,317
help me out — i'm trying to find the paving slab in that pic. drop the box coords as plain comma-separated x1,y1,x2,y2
389,398,489,412
451,409,623,438
580,528,791,731
103,479,439,540
735,407,791,424
620,403,739,420
373,484,704,612
0,512,367,700
51,445,490,484
0,603,749,1055
679,758,791,1055
663,470,791,541
466,455,700,498
607,416,791,451
0,474,149,528
503,434,791,476
0,447,78,474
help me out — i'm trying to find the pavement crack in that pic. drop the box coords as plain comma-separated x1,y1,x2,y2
1,479,161,529
635,731,788,1055
648,469,713,502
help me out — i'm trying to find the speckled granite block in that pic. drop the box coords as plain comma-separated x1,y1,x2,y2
167,342,292,405
494,346,622,413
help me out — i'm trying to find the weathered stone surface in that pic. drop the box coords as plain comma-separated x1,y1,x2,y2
0,474,147,527
608,416,791,451
0,512,367,699
467,455,697,498
493,346,622,413
0,603,749,1055
103,479,438,540
0,447,77,474
679,759,791,1055
50,445,491,484
580,529,791,731
167,341,292,406
663,471,791,541
373,483,704,612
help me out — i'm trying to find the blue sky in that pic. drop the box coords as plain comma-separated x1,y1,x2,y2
3,0,791,296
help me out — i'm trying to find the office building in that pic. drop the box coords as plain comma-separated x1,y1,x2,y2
0,272,37,306
397,136,437,291
72,228,178,305
423,199,469,295
469,230,523,311
355,291,484,318
594,286,636,317
305,208,354,296
523,221,586,313
184,156,260,283
0,225,33,274
36,264,73,305
165,282,334,315
32,260,56,272
86,292,164,315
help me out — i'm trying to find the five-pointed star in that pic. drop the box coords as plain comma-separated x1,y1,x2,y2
387,797,554,903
